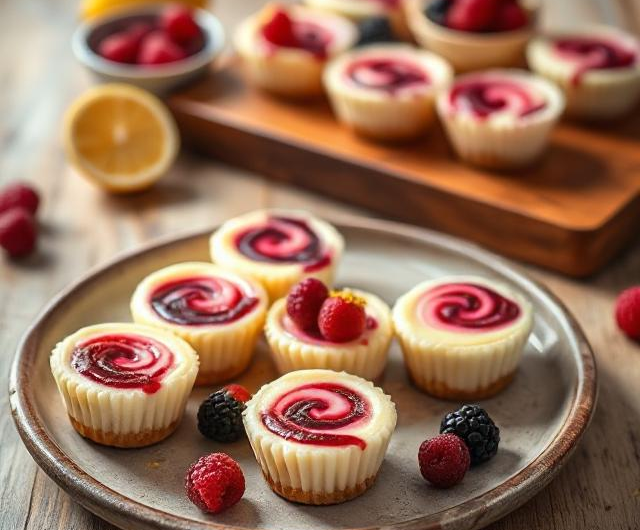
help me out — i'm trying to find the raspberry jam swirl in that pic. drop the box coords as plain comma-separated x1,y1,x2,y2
282,314,378,345
418,283,521,332
262,383,371,449
347,58,429,94
235,216,331,272
150,276,258,326
553,37,637,84
450,79,546,118
71,333,174,394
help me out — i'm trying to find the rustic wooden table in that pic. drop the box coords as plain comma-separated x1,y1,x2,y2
1,1,639,529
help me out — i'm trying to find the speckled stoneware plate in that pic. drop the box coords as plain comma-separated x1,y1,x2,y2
9,215,597,530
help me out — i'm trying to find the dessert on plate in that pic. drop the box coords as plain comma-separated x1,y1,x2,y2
405,0,537,72
436,68,564,168
209,209,344,301
323,43,453,140
243,369,397,504
527,26,640,119
266,279,393,380
130,262,267,385
393,276,533,399
50,322,198,447
303,0,411,41
234,3,358,97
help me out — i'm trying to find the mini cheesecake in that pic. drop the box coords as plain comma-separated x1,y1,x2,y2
405,0,538,72
324,44,453,140
130,262,268,385
303,0,412,40
436,69,564,168
527,26,640,119
50,323,198,448
234,3,358,97
266,289,393,380
243,369,397,504
210,210,344,301
393,276,533,399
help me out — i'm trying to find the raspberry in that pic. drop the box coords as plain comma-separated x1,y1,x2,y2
160,5,201,45
138,31,187,65
127,22,154,47
446,0,499,32
0,208,37,258
494,1,528,31
262,8,297,47
197,385,250,442
98,31,139,63
615,286,640,340
418,434,470,488
286,278,329,331
185,453,245,514
318,291,366,343
0,182,40,216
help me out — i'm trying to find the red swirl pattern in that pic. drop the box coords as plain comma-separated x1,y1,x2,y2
419,283,521,332
553,37,637,84
262,383,371,449
449,78,546,118
71,333,174,394
235,216,330,271
150,276,258,326
347,58,429,93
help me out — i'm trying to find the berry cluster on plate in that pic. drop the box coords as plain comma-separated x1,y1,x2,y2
96,4,204,66
232,1,640,168
49,209,531,513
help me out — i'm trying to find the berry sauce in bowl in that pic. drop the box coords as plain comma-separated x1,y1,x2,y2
235,216,332,272
71,333,174,394
261,383,371,448
149,276,259,326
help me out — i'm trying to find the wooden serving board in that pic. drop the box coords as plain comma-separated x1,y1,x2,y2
168,61,640,277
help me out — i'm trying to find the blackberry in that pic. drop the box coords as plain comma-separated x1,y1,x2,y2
440,404,500,465
197,386,248,443
424,0,452,26
356,17,397,46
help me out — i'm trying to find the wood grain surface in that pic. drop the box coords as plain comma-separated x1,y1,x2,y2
0,1,639,530
168,59,640,278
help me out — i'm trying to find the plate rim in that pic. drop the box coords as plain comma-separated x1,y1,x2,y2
9,214,598,530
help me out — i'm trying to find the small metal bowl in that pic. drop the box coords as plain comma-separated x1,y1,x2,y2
72,6,225,94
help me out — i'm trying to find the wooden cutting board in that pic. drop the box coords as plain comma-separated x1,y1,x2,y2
168,61,640,277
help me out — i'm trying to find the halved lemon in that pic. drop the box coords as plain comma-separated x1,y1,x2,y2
63,84,179,193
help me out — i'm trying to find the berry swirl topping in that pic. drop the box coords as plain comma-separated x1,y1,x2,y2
553,37,637,84
150,276,258,326
71,333,174,394
449,79,546,118
235,216,331,271
418,283,521,332
347,58,429,93
262,383,371,449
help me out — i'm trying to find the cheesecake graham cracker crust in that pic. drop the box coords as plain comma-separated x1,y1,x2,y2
263,473,377,505
410,371,516,400
69,417,179,448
